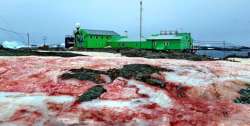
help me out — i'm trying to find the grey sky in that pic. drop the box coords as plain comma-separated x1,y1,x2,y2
0,0,249,46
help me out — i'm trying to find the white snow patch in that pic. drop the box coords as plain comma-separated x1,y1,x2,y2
164,67,216,86
164,64,250,87
69,51,123,57
128,80,172,108
0,92,75,122
37,50,123,57
1,41,27,49
80,98,148,110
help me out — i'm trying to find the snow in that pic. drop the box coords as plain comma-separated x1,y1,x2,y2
128,80,173,108
1,41,27,49
0,92,75,122
0,56,249,125
163,60,250,87
164,65,217,86
227,58,250,65
80,98,148,109
80,80,173,110
37,50,123,57
69,51,123,57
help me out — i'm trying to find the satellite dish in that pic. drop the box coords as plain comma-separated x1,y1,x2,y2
75,23,81,29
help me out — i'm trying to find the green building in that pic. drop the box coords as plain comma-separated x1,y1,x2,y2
146,32,193,50
107,32,193,51
71,27,193,51
74,28,120,48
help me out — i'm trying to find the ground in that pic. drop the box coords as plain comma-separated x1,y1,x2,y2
0,56,249,126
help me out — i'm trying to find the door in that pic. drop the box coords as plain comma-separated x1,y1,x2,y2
155,41,165,50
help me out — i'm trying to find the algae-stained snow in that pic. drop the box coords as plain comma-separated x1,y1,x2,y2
0,56,250,126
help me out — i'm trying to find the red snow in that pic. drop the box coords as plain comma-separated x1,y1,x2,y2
0,57,249,126
101,79,148,100
9,109,43,126
165,82,239,126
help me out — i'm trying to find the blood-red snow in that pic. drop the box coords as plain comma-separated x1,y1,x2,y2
0,56,249,126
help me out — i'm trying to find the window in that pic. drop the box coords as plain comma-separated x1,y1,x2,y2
106,36,111,39
153,41,156,47
164,42,169,46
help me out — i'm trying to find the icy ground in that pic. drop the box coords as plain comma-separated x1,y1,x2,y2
0,56,249,126
37,50,124,57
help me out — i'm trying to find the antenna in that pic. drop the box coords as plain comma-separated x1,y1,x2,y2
140,1,143,48
43,36,47,46
27,33,30,48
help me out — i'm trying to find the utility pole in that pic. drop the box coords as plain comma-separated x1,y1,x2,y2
27,33,30,48
43,36,47,46
140,1,143,48
223,41,226,58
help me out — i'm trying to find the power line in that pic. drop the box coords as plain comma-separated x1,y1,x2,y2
0,27,27,41
0,26,26,36
0,26,30,48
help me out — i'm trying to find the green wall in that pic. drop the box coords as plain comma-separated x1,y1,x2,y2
107,40,152,49
74,28,193,51
75,29,119,48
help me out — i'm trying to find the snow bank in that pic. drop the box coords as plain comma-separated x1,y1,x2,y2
128,80,173,108
0,57,249,125
1,41,27,49
80,98,148,110
0,92,75,122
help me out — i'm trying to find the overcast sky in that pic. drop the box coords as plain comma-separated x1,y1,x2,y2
0,0,249,46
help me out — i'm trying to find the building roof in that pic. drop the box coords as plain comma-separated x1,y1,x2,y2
83,29,120,36
147,35,182,40
116,38,146,42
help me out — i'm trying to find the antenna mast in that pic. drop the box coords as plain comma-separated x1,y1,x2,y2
140,1,143,48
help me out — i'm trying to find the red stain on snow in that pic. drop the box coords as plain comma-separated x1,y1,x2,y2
9,109,43,126
101,79,148,100
164,82,239,126
0,57,245,126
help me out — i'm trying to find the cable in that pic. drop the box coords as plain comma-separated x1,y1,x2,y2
0,26,27,42
0,26,26,35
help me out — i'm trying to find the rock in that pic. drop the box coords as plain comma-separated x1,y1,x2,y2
234,86,250,104
77,85,107,102
60,68,106,84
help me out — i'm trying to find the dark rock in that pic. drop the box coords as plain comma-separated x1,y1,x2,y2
77,85,107,102
60,68,106,84
108,64,172,79
143,78,166,88
60,64,173,88
0,48,84,57
67,48,213,61
234,86,250,104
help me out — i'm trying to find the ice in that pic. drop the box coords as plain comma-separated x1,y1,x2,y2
0,56,249,125
128,80,173,108
0,92,75,122
164,65,217,86
164,61,250,87
80,98,148,109
1,41,27,49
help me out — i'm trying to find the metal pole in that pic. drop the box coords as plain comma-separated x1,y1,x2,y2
223,41,226,58
43,36,47,46
27,33,30,48
140,1,143,49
